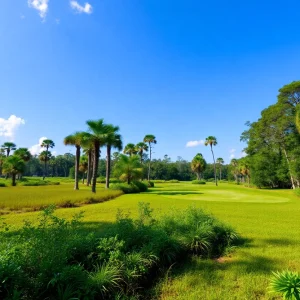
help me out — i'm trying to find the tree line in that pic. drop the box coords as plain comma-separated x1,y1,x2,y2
239,80,300,189
0,124,231,189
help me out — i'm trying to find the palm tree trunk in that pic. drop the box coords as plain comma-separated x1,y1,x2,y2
91,143,100,193
88,150,93,186
86,150,91,186
43,159,46,180
12,173,16,186
74,145,80,190
147,143,151,181
211,145,218,186
219,167,222,180
106,145,111,189
82,173,85,184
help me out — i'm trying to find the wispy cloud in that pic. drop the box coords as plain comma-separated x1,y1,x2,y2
0,115,25,141
28,0,49,19
186,140,204,147
70,1,93,14
229,148,236,159
29,137,47,155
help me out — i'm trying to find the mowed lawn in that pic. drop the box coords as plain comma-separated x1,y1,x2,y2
1,182,299,299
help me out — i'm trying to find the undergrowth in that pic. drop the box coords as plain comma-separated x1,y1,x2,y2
0,203,239,299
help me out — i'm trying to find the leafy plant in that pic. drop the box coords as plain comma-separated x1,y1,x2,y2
270,271,300,300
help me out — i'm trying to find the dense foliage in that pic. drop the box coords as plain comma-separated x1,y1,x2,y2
241,81,300,188
0,204,238,299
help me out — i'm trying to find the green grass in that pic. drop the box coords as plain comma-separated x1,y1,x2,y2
1,181,299,299
0,182,123,213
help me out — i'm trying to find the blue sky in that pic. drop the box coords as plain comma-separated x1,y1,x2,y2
1,0,300,163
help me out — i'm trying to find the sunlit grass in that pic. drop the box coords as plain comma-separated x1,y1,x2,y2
1,181,299,299
0,182,122,213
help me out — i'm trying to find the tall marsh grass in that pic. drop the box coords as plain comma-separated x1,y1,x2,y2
0,184,123,212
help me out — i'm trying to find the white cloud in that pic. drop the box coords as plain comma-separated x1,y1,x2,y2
70,1,93,14
240,151,247,158
28,0,49,19
186,140,204,147
29,137,47,155
229,148,236,159
0,115,25,141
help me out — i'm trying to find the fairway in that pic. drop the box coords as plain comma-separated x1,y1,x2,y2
1,182,299,299
151,183,290,203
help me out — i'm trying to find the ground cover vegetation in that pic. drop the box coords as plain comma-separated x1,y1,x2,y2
0,182,299,299
0,202,238,299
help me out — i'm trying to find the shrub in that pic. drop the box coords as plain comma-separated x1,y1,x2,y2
152,180,166,183
192,180,206,184
147,181,155,187
20,180,60,186
206,178,215,182
0,204,239,299
269,270,300,300
131,181,148,192
0,182,6,187
168,179,180,183
111,183,139,194
97,177,120,184
111,181,148,194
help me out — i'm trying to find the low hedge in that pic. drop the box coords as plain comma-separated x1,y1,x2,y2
192,180,206,184
111,181,148,194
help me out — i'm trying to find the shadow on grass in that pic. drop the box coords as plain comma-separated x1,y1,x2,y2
166,253,279,287
262,238,297,246
149,191,204,196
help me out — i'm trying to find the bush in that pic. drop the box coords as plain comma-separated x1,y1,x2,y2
97,177,120,184
131,181,148,192
152,180,166,183
19,179,60,186
168,179,180,183
206,178,215,182
0,204,239,299
111,181,148,194
0,182,6,187
192,180,206,184
269,270,300,299
147,181,155,188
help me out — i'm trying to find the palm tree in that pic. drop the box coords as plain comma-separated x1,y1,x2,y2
86,119,107,193
14,148,32,162
40,139,55,180
239,158,250,186
191,153,207,180
216,157,224,180
135,142,149,163
205,136,218,186
39,151,53,173
64,132,86,190
2,155,26,186
14,148,32,180
0,151,5,176
230,158,239,183
1,142,17,157
82,140,93,186
143,134,157,181
104,125,122,189
123,143,137,157
113,154,142,184
79,155,88,184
